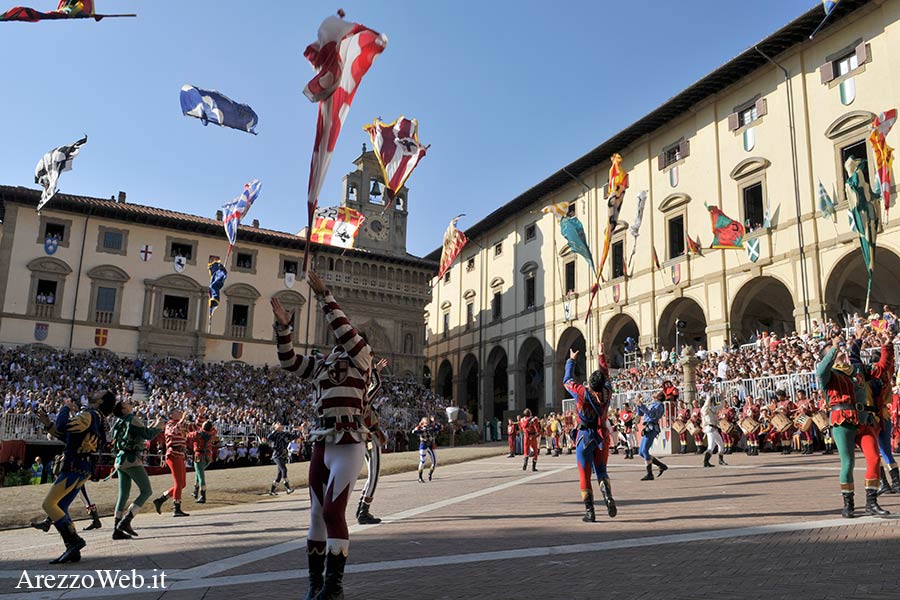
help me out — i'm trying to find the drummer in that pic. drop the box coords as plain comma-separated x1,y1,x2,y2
816,389,836,455
774,389,796,455
795,390,815,455
742,398,762,456
758,406,773,452
676,402,692,454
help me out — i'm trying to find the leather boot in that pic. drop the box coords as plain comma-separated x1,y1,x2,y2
50,521,86,564
84,505,102,530
313,552,347,600
601,478,617,518
284,480,295,495
356,501,381,525
878,467,892,496
823,445,834,455
112,518,133,540
891,467,900,494
582,496,596,523
418,470,425,483
191,485,199,500
652,457,668,477
680,445,688,454
198,490,207,504
522,457,529,471
641,464,654,481
718,454,728,466
31,517,52,532
703,452,714,468
842,491,855,518
531,460,537,472
152,494,168,514
172,502,190,517
120,512,138,537
304,550,326,600
865,489,891,516
268,483,278,496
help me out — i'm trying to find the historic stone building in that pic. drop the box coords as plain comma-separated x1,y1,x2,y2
424,0,900,424
0,151,434,377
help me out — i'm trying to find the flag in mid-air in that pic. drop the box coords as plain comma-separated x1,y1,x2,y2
818,180,837,221
560,216,596,275
34,135,87,212
435,215,467,283
180,85,259,135
627,190,648,271
541,201,571,220
652,246,662,270
222,179,262,250
309,206,366,248
707,204,745,249
208,260,228,319
597,153,628,275
823,0,839,16
302,10,387,274
2,0,94,21
845,156,877,309
686,234,703,256
364,116,429,210
869,109,896,221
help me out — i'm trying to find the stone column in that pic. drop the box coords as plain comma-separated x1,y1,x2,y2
680,346,700,408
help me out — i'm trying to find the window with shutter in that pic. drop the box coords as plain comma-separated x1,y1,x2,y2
727,112,740,132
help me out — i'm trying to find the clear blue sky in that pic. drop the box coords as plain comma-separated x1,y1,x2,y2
0,0,819,257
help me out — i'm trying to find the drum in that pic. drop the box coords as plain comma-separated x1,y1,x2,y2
739,417,760,434
686,421,701,436
812,411,829,431
672,420,686,434
771,413,792,432
794,414,813,432
718,419,735,434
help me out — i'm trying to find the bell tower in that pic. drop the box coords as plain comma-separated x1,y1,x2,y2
341,144,409,256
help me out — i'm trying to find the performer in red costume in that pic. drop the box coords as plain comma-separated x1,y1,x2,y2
506,418,517,458
152,408,190,517
676,403,691,454
519,409,541,472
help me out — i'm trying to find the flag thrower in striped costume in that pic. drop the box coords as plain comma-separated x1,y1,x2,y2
869,109,896,222
587,153,629,321
35,135,87,212
309,206,366,248
301,10,387,277
364,116,429,211
222,179,261,259
435,215,468,285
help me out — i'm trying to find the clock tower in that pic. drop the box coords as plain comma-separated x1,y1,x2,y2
341,144,409,256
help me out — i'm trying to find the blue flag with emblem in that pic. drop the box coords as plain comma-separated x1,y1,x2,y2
560,216,596,275
181,85,258,135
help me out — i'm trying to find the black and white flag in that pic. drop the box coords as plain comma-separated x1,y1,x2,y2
35,135,87,212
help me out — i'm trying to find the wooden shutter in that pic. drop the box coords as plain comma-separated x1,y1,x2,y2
755,97,768,117
679,139,691,159
820,61,835,84
727,112,740,132
658,153,665,171
855,41,870,65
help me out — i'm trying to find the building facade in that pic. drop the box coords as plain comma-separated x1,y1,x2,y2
0,154,434,376
424,0,900,424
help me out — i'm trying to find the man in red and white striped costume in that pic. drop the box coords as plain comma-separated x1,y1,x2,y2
152,408,190,517
271,271,375,600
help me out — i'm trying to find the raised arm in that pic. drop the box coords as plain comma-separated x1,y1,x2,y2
817,345,838,389
310,271,372,372
563,349,584,400
271,298,318,379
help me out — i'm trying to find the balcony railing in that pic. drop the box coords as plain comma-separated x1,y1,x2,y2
34,304,55,319
161,317,187,332
230,324,247,338
95,310,113,324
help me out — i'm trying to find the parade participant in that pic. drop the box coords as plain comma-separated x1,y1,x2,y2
34,391,115,564
548,413,562,457
866,336,900,495
774,390,795,455
110,399,163,539
742,398,761,456
357,357,389,525
564,346,616,522
518,409,541,472
562,410,576,455
412,416,441,481
794,390,814,455
152,408,191,517
609,409,624,455
266,423,300,496
816,389,836,455
676,402,691,454
701,393,726,467
272,270,376,600
818,336,888,518
619,403,636,459
690,400,705,454
31,479,102,533
636,392,668,480
758,407,773,452
187,420,219,504
506,418,517,458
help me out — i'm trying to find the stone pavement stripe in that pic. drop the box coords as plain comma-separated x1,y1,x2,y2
9,515,887,599
171,464,575,581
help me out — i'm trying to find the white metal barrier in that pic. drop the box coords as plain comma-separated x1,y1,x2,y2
0,413,47,442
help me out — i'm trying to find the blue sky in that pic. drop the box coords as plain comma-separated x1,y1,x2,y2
0,0,820,257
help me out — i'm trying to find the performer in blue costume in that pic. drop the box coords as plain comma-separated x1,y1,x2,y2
637,392,669,480
564,344,617,522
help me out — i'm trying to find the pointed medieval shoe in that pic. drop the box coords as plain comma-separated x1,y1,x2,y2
152,494,168,514
507,452,515,458
842,491,855,518
285,481,295,495
49,521,86,565
31,517,52,533
83,505,102,530
313,552,347,600
304,549,326,600
111,518,133,540
172,502,190,517
120,512,138,537
865,489,890,517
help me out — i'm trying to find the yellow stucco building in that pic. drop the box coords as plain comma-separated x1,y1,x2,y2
425,0,900,423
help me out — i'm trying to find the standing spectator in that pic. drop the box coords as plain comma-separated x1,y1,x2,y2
30,457,44,485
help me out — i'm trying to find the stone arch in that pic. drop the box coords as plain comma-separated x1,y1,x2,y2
824,246,900,319
436,359,453,402
658,296,707,352
153,273,204,292
485,346,509,421
517,337,545,414
27,256,72,275
86,264,129,282
729,276,795,344
602,313,640,369
555,326,586,404
459,353,479,422
224,283,261,299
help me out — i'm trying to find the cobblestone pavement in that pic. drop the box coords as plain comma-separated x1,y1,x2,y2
2,450,899,599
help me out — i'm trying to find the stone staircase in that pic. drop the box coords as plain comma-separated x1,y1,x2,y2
131,379,149,402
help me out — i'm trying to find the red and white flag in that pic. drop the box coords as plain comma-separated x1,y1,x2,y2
364,116,429,209
869,109,896,222
435,215,467,284
309,206,365,249
302,10,387,273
